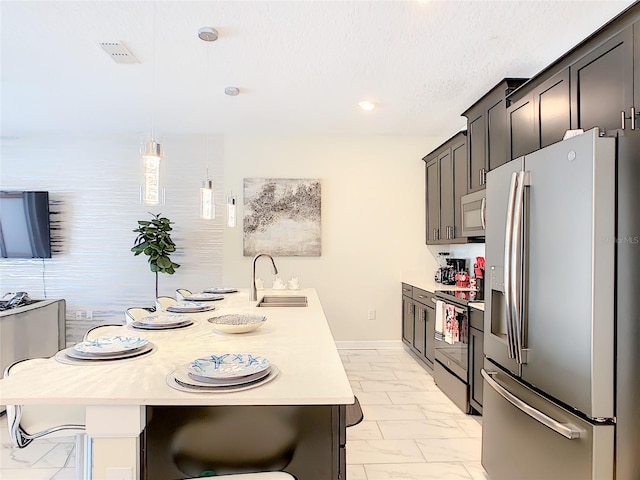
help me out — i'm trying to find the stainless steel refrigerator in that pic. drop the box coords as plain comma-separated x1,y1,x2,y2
481,128,640,480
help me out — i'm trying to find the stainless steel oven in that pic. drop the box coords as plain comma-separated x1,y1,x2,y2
460,190,486,238
434,291,471,413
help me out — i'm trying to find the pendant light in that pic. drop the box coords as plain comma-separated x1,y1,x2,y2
140,4,164,206
199,27,218,219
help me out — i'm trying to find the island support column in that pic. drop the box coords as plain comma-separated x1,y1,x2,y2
86,405,146,479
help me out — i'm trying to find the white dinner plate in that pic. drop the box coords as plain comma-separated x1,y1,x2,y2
182,293,224,302
136,313,192,326
73,336,148,355
131,320,193,330
187,353,270,380
64,342,154,361
166,302,217,313
174,365,272,387
167,364,279,393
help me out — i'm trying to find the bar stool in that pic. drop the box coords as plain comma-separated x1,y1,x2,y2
4,358,90,480
156,295,178,310
176,288,193,301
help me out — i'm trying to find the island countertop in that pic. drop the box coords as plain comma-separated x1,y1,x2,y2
0,288,354,406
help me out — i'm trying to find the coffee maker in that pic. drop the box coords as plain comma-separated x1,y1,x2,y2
435,255,467,285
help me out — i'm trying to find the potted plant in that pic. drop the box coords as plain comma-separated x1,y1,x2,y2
131,213,180,298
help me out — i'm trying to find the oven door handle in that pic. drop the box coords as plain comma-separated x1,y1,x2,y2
481,369,581,439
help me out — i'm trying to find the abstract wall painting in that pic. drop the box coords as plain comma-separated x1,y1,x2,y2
243,178,321,256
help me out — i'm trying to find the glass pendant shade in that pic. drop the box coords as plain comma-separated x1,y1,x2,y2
226,195,236,227
140,140,164,206
200,179,215,219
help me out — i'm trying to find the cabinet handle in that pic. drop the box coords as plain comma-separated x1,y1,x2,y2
622,110,626,130
430,297,437,304
432,228,437,241
450,226,455,239
632,106,636,130
479,168,483,185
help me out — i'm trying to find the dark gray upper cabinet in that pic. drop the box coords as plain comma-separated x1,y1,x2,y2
507,69,571,160
423,131,467,245
463,78,528,192
571,27,633,133
506,4,640,160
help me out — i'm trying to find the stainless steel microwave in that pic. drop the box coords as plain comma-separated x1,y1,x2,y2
460,190,485,238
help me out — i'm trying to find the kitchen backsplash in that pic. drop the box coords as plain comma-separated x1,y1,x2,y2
428,243,486,276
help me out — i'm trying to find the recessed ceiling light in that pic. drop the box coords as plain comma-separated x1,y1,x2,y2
358,100,376,111
225,87,240,96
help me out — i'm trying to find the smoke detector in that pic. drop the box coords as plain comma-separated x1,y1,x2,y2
98,41,139,64
198,27,219,42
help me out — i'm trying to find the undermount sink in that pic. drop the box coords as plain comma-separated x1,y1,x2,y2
256,295,308,307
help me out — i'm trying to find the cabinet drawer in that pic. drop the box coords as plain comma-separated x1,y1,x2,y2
412,288,436,306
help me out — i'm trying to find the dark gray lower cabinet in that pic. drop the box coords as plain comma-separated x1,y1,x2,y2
401,284,436,368
469,307,484,414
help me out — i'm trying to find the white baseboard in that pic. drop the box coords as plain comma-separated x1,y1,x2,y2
335,340,404,350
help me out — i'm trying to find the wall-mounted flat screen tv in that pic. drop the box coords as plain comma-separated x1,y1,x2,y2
0,191,52,258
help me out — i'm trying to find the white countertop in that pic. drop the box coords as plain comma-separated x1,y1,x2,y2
0,288,354,406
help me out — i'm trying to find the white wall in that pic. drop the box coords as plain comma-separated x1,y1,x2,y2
222,135,443,341
1,133,444,343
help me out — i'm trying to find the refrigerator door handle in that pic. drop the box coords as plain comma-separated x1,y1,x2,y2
480,196,486,229
504,172,518,359
511,171,529,364
481,369,582,440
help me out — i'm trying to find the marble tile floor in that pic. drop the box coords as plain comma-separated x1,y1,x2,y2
0,347,488,480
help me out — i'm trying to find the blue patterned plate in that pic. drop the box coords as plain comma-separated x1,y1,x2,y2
137,313,191,326
183,293,224,302
73,336,148,355
204,287,238,294
187,353,270,380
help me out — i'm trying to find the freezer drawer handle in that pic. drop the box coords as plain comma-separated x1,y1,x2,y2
481,369,582,440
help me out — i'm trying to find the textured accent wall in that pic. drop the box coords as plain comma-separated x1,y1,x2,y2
0,134,224,344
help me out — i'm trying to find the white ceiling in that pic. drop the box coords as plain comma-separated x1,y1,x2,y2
0,0,635,139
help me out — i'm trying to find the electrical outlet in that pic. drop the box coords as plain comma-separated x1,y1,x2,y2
86,310,93,320
367,309,376,320
75,311,82,320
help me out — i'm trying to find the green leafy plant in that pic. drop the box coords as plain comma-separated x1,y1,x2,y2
131,213,180,298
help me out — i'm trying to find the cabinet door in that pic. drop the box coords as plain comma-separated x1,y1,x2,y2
426,159,440,244
535,69,571,149
413,304,426,355
570,28,633,133
508,95,537,159
424,305,436,365
468,114,486,192
487,98,509,171
451,139,468,242
469,327,484,413
438,150,454,242
402,296,414,346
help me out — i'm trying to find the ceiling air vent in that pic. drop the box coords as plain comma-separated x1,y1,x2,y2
98,41,139,64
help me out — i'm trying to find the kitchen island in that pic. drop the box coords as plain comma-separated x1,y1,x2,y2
0,288,353,479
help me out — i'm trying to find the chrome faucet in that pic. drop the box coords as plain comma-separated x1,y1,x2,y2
251,253,278,301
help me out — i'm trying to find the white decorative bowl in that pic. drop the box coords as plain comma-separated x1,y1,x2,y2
207,314,267,334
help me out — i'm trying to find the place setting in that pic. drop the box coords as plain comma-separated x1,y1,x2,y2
55,335,155,365
203,287,238,294
167,352,279,393
130,313,195,331
165,301,218,313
